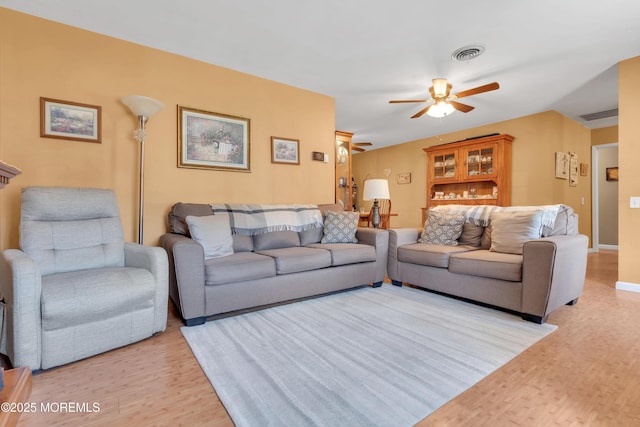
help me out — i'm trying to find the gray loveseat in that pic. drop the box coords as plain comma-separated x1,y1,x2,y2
387,205,588,323
160,203,389,326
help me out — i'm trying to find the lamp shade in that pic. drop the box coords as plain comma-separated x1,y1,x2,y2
363,179,390,200
121,95,164,118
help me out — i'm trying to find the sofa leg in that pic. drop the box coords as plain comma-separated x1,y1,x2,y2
566,298,579,306
391,280,403,287
521,313,548,324
371,281,383,288
185,316,208,327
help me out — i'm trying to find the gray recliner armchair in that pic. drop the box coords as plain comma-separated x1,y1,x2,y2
0,187,169,370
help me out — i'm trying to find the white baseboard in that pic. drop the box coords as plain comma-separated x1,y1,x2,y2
599,244,619,250
616,281,640,293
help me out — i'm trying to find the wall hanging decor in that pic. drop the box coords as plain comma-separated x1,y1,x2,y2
178,106,250,172
271,137,300,165
40,97,101,143
606,167,619,181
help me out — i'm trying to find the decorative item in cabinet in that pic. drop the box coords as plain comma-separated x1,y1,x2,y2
423,133,514,212
335,130,353,211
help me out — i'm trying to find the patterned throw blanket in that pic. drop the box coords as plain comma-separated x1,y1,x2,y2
431,204,563,227
210,203,323,236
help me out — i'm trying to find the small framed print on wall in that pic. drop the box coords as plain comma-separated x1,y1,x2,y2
40,97,101,143
271,137,300,165
606,167,618,181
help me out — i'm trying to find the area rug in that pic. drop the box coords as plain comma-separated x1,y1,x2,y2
181,284,556,427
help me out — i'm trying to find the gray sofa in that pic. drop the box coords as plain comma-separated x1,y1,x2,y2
160,203,389,326
387,205,588,323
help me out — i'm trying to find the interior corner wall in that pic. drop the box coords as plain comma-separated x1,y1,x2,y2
352,111,592,241
618,56,640,285
0,8,335,249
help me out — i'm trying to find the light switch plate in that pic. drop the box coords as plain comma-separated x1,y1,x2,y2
631,197,640,209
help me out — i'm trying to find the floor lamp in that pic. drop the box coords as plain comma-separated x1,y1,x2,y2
363,179,390,228
121,95,164,244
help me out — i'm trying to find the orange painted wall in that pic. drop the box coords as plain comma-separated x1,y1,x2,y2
0,9,335,248
618,56,640,285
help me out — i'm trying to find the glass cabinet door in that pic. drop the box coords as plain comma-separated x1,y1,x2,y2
463,144,496,179
431,151,458,181
335,137,352,210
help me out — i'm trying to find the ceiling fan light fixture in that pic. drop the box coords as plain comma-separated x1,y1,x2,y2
427,101,455,118
432,78,448,98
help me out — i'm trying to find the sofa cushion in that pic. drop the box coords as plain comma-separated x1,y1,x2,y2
490,210,544,255
253,230,300,251
306,243,376,266
299,226,324,246
257,247,331,274
204,252,276,285
168,202,213,237
398,243,477,268
542,204,577,236
321,211,359,243
458,221,484,247
449,250,523,282
420,211,466,246
232,234,254,253
41,267,156,331
186,214,234,260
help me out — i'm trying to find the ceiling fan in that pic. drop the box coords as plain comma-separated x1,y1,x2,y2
389,78,499,119
352,142,372,152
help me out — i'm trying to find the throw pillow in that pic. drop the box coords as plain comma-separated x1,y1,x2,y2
419,211,466,246
489,210,544,255
321,211,359,243
185,214,234,259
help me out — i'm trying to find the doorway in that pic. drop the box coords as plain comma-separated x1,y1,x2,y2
591,143,619,251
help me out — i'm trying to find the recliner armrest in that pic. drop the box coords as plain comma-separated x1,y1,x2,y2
0,249,43,370
124,243,169,333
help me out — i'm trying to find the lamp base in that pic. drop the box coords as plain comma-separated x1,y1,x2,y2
371,200,380,229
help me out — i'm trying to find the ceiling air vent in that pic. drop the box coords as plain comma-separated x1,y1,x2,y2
451,45,485,62
579,108,618,121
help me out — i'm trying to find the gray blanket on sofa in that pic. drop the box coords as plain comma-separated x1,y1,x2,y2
210,203,323,235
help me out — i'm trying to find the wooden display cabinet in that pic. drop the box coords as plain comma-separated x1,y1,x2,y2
422,134,514,221
335,130,353,211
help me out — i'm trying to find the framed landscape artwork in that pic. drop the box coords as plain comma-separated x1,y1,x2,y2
178,106,250,172
271,137,300,165
40,97,101,143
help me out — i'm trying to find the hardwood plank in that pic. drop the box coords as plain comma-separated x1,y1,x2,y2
13,250,640,426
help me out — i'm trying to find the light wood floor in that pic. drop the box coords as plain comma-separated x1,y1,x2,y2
14,250,640,426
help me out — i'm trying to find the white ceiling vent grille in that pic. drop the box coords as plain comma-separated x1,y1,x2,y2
579,108,618,121
451,45,485,62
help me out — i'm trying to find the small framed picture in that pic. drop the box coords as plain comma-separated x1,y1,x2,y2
178,106,250,172
606,167,618,181
271,137,300,165
397,172,411,184
40,97,101,143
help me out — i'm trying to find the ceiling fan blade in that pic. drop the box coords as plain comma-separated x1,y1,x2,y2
353,142,372,146
449,100,475,113
389,99,428,103
453,82,499,99
352,146,366,152
411,105,432,119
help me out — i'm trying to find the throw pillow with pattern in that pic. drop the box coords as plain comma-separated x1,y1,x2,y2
420,211,466,246
321,211,359,243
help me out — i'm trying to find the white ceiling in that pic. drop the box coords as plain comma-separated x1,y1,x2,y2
2,0,639,150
